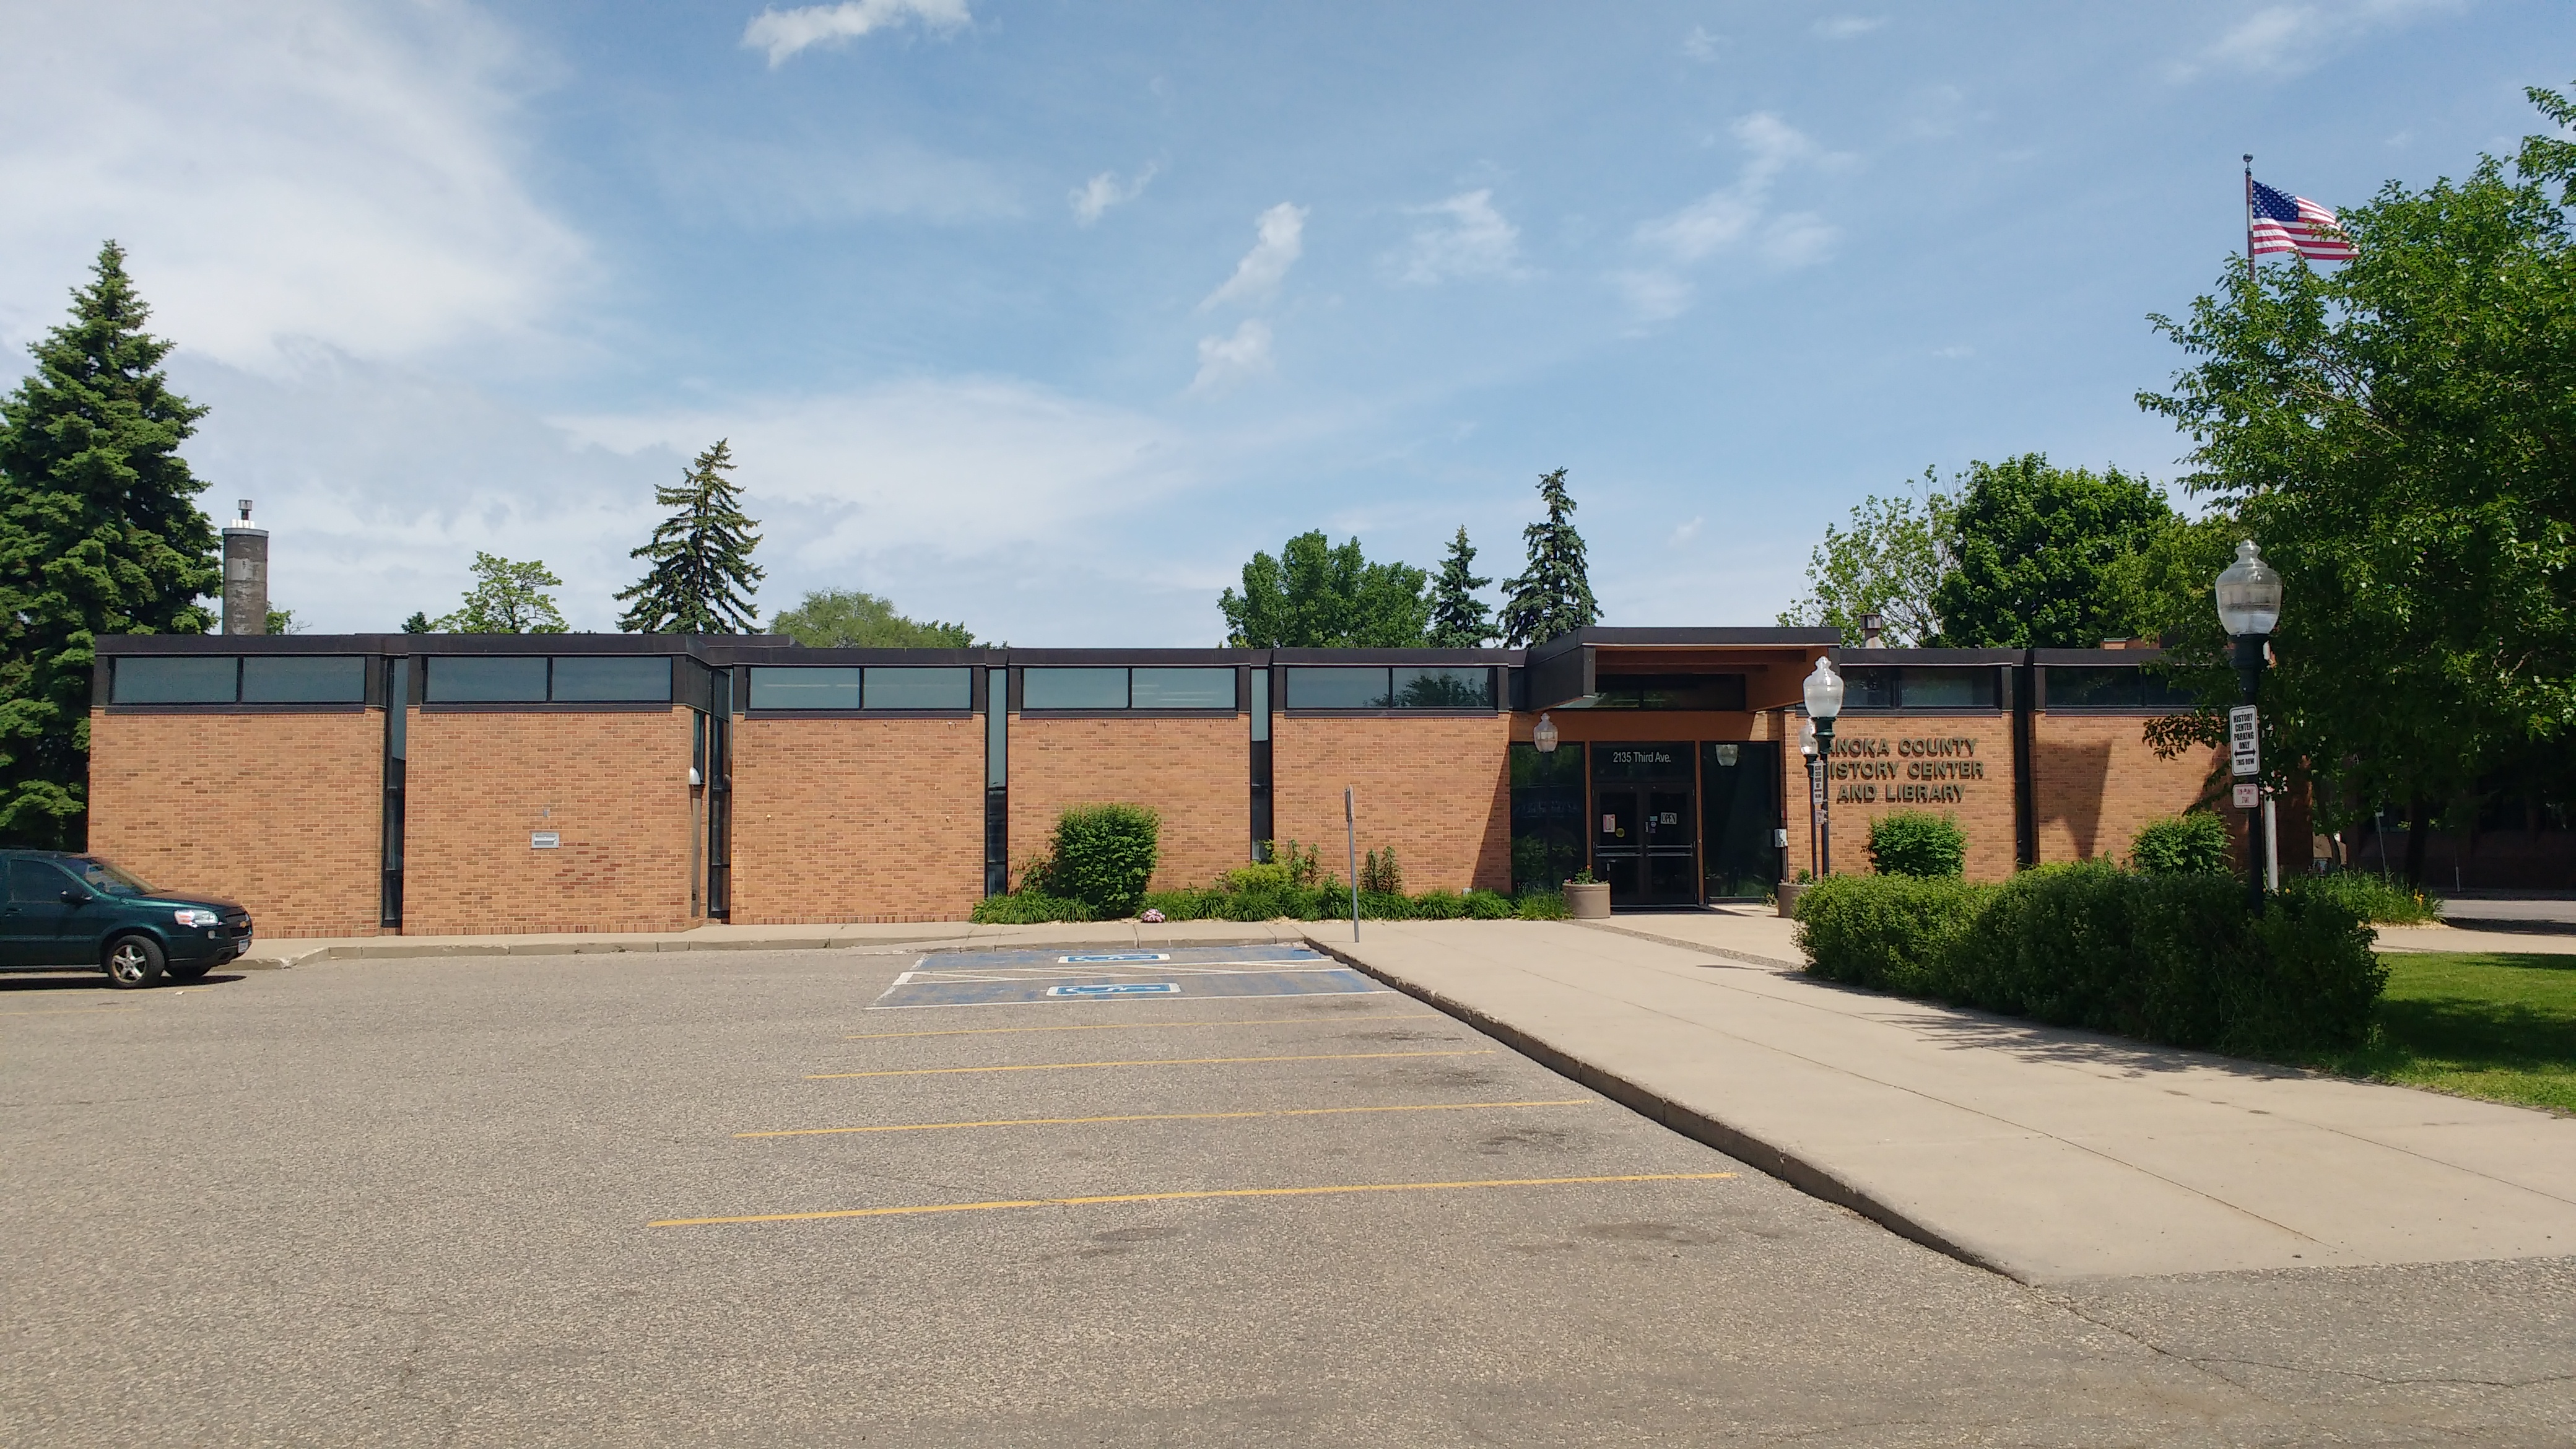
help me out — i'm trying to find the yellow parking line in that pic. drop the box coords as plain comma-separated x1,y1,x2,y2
804,1049,1491,1081
845,1012,1442,1040
735,1098,1595,1138
650,1172,1738,1227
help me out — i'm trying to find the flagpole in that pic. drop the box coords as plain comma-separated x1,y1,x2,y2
2243,154,2256,289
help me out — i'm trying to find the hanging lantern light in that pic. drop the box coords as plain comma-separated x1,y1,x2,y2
1532,711,1560,754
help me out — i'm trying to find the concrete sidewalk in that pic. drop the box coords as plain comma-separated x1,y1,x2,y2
1315,918,2576,1284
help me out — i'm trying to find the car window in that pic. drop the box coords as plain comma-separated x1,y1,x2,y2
7,858,76,903
69,858,152,897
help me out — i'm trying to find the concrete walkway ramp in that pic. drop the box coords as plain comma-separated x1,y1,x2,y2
1309,919,2576,1284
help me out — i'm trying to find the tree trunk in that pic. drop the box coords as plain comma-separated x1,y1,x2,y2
2403,796,2432,887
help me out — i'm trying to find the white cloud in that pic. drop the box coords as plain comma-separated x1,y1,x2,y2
1625,113,1841,315
0,0,585,373
1814,16,1884,38
1199,203,1307,311
1071,164,1159,226
1681,26,1725,61
1669,516,1704,547
742,0,971,67
2181,0,2452,79
1189,318,1274,393
1391,190,1526,285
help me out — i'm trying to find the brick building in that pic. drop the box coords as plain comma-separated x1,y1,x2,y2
86,629,2224,936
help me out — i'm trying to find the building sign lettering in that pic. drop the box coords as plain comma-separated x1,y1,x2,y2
1823,736,1988,806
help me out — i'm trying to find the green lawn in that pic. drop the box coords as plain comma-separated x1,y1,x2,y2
2291,953,2576,1115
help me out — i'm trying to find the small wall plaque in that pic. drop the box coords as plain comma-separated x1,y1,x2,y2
531,831,561,849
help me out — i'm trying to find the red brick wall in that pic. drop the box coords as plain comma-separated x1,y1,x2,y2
2033,714,2224,866
401,709,697,935
1008,716,1248,893
88,708,384,938
731,716,983,923
1274,715,1512,892
1780,715,2020,882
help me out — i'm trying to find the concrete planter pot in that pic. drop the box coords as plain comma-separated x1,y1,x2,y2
1777,881,1808,918
1566,882,1612,919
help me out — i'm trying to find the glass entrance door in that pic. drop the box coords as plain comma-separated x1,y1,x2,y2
1591,742,1697,907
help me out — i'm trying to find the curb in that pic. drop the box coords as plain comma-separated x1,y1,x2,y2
1295,930,2015,1282
235,933,957,970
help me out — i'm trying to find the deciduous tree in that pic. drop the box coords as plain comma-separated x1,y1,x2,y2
433,554,567,633
769,589,978,648
1219,531,1429,647
1929,455,2175,648
0,242,219,846
1777,475,1951,645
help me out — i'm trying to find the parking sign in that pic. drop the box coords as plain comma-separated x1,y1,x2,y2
2229,705,2260,778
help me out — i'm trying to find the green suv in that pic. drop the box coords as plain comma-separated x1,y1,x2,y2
0,851,253,988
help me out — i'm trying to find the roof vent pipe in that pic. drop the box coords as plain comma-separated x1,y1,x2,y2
222,498,269,636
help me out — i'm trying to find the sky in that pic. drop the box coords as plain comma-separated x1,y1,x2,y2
2,0,2569,643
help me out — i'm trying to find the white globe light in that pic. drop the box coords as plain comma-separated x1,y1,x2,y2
2214,539,2284,637
1802,658,1845,721
1532,711,1559,754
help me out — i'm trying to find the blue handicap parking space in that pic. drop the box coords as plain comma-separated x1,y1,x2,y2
867,944,1388,1010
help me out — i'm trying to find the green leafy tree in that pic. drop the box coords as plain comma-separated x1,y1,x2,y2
615,438,764,633
2136,81,2576,881
263,605,300,635
401,611,432,634
1929,455,2175,648
1498,468,1601,646
769,589,978,648
432,553,567,633
1425,526,1494,648
1219,530,1430,647
0,242,220,846
1778,475,1952,644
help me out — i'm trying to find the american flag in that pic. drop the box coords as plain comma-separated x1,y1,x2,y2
2248,178,2355,263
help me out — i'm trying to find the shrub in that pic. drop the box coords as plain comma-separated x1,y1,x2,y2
968,890,1093,925
1260,840,1323,887
1798,862,2384,1055
1223,861,1297,893
2286,871,2440,925
1047,804,1160,918
1464,889,1516,920
1360,847,1405,895
1515,889,1570,920
1866,811,1967,878
2130,812,2231,875
1795,872,1984,994
1411,889,1466,920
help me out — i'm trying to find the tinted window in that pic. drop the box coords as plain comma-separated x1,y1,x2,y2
751,666,861,710
427,656,547,702
864,667,972,710
1394,667,1495,709
240,655,366,703
69,857,151,897
2048,666,2198,711
113,656,237,704
1840,668,1896,710
1284,667,1391,709
1588,673,1739,710
1897,668,1996,708
7,858,77,903
550,656,671,702
1022,668,1128,709
1129,668,1235,709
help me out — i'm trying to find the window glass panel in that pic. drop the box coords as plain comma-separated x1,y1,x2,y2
1838,667,1895,709
1129,667,1235,709
239,655,366,703
1391,666,1495,709
549,656,671,702
864,666,972,710
1284,667,1391,709
427,656,547,702
1022,667,1128,710
1249,669,1270,742
113,656,238,704
1585,673,1740,710
8,858,77,903
751,666,861,710
2045,667,2137,709
1896,668,1996,708
2139,670,2199,710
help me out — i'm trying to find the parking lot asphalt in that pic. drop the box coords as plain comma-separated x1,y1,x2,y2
6,945,2572,1447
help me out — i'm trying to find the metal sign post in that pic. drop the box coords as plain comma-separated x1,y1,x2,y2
1344,786,1360,942
2229,703,2265,910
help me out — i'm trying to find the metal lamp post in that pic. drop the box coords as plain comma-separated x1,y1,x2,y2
2214,541,2284,913
1799,719,1820,879
1803,658,1846,876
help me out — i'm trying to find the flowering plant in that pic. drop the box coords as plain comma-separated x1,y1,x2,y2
1139,908,1166,923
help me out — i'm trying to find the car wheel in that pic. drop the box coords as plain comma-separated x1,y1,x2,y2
165,960,213,983
103,934,167,989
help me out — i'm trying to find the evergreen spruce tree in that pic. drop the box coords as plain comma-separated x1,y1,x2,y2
615,438,764,633
0,242,220,846
1425,526,1494,648
1497,468,1601,646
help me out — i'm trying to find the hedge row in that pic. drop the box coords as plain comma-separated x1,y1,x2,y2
970,884,1569,925
1793,861,2385,1055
